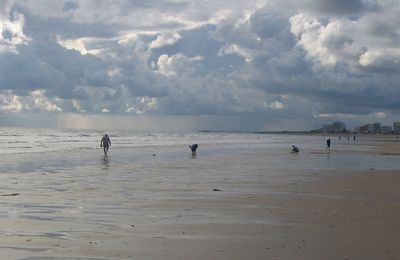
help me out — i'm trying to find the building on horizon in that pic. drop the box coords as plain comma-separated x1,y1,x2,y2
381,125,392,135
358,123,381,134
394,122,400,134
356,124,368,134
367,124,374,133
321,121,400,135
372,123,381,134
319,121,347,133
356,122,399,135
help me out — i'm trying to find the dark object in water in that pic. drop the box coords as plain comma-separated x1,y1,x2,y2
213,188,222,191
291,145,299,154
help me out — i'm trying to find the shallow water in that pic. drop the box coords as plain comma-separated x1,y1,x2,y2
0,128,398,173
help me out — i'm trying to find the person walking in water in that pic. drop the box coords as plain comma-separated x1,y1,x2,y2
326,138,331,151
100,134,111,154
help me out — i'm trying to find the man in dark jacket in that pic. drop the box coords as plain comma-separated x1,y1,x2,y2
101,134,111,154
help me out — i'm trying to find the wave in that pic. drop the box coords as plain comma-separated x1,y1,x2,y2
0,127,279,155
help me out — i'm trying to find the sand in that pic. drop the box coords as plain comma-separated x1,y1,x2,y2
0,136,399,259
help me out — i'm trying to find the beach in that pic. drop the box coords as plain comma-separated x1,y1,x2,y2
0,130,399,259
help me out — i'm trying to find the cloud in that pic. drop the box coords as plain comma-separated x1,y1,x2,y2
373,112,386,118
266,0,378,16
0,0,397,130
156,53,203,76
0,9,30,53
149,32,181,49
62,1,79,12
0,89,62,112
265,101,286,110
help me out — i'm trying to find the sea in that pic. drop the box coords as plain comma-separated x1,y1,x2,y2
0,127,399,174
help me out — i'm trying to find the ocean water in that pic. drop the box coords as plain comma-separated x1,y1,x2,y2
0,127,315,154
0,127,398,174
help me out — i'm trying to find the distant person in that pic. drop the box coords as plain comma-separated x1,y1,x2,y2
338,136,341,140
189,144,198,156
353,135,356,141
326,138,331,151
100,134,111,155
347,136,350,141
291,145,299,154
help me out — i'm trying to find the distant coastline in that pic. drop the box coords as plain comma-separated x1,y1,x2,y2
199,130,323,134
199,129,400,136
198,130,308,134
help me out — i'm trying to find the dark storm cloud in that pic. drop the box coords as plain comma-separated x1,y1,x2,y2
20,9,124,39
267,0,380,16
0,49,55,94
62,1,79,12
0,38,110,100
250,11,291,40
307,0,366,15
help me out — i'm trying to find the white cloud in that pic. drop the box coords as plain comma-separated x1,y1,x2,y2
0,90,62,112
0,11,30,53
136,96,158,113
218,44,252,62
149,32,181,49
290,14,347,66
156,53,203,76
359,49,400,68
56,36,105,56
72,99,83,112
313,113,355,119
125,106,135,113
290,6,400,72
31,90,62,112
373,112,386,118
264,101,286,110
0,94,23,112
156,54,176,76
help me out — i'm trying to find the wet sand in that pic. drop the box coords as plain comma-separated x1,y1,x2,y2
0,137,399,259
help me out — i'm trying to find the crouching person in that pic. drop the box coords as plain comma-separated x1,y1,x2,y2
189,144,198,156
291,145,299,154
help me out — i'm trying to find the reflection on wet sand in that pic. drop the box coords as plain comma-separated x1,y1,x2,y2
101,155,110,169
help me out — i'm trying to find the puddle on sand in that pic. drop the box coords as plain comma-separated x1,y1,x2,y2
19,257,117,260
0,246,47,252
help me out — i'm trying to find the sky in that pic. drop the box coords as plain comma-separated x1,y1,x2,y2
0,0,399,131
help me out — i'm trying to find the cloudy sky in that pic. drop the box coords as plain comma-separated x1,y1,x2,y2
0,0,399,131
